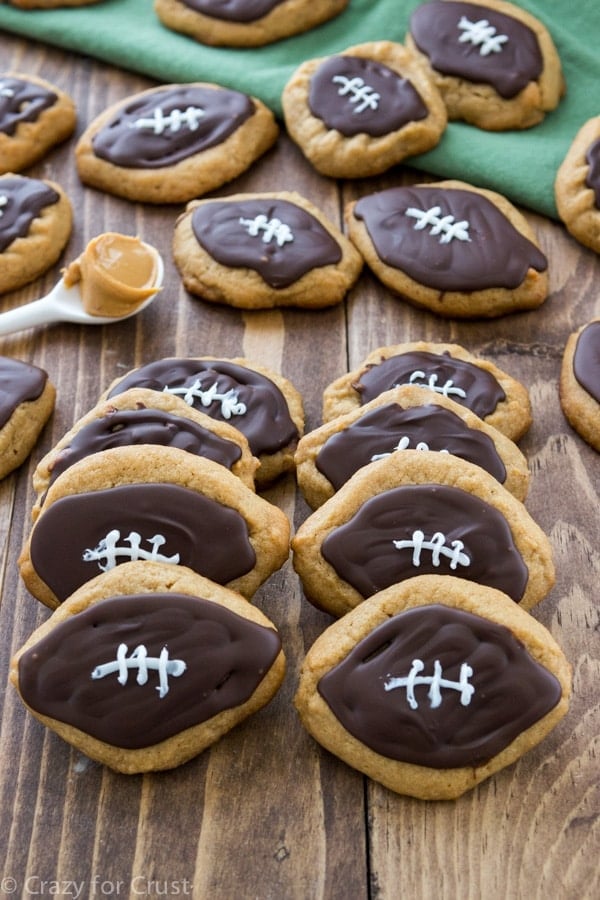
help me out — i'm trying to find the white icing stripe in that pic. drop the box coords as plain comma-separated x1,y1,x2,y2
392,529,470,569
91,643,186,698
405,205,471,243
239,214,294,247
0,195,7,218
163,379,247,417
132,105,206,134
371,436,450,461
82,530,180,572
457,16,509,56
331,75,380,113
384,659,475,709
406,370,467,399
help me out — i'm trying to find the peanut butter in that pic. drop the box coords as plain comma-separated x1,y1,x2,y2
63,232,160,318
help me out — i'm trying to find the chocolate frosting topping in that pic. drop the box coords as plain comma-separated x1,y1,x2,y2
308,55,428,137
30,484,256,603
48,406,242,489
316,402,507,490
585,138,600,209
573,320,600,404
18,593,282,749
107,358,298,457
191,198,342,288
0,355,48,429
0,175,60,253
321,484,528,601
179,0,284,22
355,351,506,420
410,1,543,99
0,76,57,136
353,186,547,292
91,85,254,169
318,604,562,768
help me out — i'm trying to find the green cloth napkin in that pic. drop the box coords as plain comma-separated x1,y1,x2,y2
0,0,598,218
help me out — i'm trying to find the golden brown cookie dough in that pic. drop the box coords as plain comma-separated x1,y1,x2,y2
559,319,600,452
0,72,76,173
173,191,363,309
345,179,548,318
295,384,530,509
405,0,565,131
154,0,349,48
0,174,72,295
75,83,278,204
322,341,532,442
294,574,571,800
0,356,55,481
19,444,291,609
555,116,600,254
101,356,304,486
281,41,447,179
291,450,555,618
32,387,259,519
11,561,286,774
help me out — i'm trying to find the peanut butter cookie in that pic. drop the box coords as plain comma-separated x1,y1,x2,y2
11,561,286,773
295,574,571,799
19,445,291,609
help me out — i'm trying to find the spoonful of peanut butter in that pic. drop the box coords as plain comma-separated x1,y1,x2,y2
0,232,164,336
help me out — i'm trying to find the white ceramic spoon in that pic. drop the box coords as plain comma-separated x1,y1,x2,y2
0,242,164,337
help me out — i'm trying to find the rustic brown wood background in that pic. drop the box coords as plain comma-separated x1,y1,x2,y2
1,31,598,900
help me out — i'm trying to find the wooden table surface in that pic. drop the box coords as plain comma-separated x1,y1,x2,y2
1,31,598,900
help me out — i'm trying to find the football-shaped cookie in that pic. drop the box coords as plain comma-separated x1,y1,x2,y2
11,562,286,773
295,574,571,799
291,450,554,617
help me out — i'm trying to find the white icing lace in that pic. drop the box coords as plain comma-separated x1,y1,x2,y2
405,370,467,399
384,659,475,709
239,214,294,247
405,205,471,243
133,105,206,134
457,16,509,56
163,379,247,418
82,530,180,572
371,436,450,461
91,643,186,698
392,529,470,569
331,74,380,113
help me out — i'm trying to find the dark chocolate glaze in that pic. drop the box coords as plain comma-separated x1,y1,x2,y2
410,1,543,99
316,402,507,490
585,138,600,209
107,358,298,456
179,0,284,22
18,593,281,749
0,76,57,137
48,406,242,489
353,186,547,292
308,55,428,137
0,355,48,429
573,320,600,404
0,175,60,253
191,198,342,288
91,85,254,169
321,484,528,602
30,483,256,603
354,351,506,420
318,604,562,768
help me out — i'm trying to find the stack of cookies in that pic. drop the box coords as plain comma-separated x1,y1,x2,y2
290,341,572,800
12,356,304,773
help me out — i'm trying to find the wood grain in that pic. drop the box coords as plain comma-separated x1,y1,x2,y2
0,33,598,900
